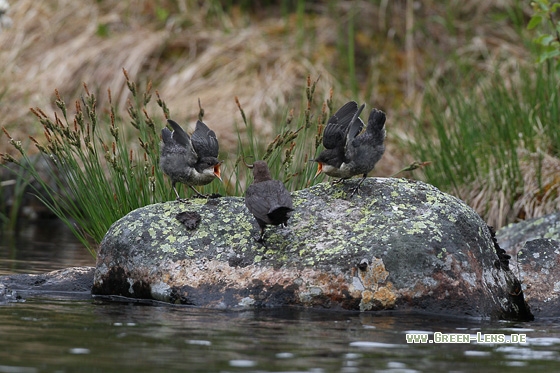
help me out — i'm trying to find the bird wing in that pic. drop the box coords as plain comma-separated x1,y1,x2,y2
269,180,293,210
266,180,293,225
191,120,219,158
345,103,366,145
245,183,273,224
163,120,198,165
246,180,293,226
322,101,359,149
167,119,191,147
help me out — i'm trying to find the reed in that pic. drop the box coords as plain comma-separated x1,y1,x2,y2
1,71,337,255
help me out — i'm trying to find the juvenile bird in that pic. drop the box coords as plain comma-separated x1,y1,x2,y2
313,101,386,197
160,119,222,201
244,160,294,242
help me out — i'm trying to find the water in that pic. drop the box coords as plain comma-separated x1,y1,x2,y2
1,298,560,372
2,222,560,372
0,220,95,274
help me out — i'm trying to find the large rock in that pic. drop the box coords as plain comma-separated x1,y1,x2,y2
497,214,560,318
92,178,532,320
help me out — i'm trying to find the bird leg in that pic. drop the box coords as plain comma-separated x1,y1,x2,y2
189,185,210,199
172,184,189,203
348,174,367,198
252,226,266,244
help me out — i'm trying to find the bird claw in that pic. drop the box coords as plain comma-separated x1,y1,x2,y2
347,177,367,198
191,193,222,200
192,193,209,199
174,197,190,204
348,186,362,198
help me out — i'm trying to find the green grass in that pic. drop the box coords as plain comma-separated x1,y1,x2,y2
2,71,168,255
1,71,336,255
411,60,560,226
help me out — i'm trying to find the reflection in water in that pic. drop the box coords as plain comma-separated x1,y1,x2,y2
0,298,560,372
0,220,95,274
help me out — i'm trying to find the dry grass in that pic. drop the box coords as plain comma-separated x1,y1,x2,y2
0,1,340,148
460,149,560,228
0,2,450,163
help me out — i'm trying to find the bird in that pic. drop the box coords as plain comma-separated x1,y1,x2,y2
160,119,222,201
313,101,386,198
244,160,294,242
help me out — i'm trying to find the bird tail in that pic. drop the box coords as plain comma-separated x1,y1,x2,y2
267,206,294,225
161,127,172,143
367,109,386,143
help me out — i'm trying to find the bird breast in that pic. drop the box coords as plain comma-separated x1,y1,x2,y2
322,163,355,178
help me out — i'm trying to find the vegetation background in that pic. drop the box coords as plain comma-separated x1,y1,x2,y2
1,0,559,253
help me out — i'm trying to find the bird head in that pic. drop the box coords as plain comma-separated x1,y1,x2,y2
244,159,272,183
199,158,222,181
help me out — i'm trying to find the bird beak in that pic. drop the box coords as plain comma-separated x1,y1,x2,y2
214,162,223,181
313,162,323,180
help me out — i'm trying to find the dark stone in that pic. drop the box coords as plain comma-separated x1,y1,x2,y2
0,267,94,301
176,211,201,230
92,178,532,321
489,226,511,271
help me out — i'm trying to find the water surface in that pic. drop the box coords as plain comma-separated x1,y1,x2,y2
0,220,95,275
1,222,560,372
1,297,560,372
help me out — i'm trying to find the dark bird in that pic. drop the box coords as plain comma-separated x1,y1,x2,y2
313,101,386,197
160,119,222,200
244,160,294,242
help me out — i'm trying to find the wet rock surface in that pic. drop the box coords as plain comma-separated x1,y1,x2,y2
92,178,532,320
0,267,94,302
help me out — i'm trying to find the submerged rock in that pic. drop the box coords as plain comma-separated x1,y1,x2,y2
92,178,532,321
0,266,95,302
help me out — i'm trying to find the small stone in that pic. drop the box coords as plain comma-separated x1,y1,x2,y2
175,211,201,230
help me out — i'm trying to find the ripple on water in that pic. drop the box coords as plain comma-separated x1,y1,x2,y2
229,359,257,368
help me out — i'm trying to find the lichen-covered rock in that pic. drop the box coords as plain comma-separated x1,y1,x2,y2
497,212,560,256
92,178,532,320
514,238,560,318
495,213,560,318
